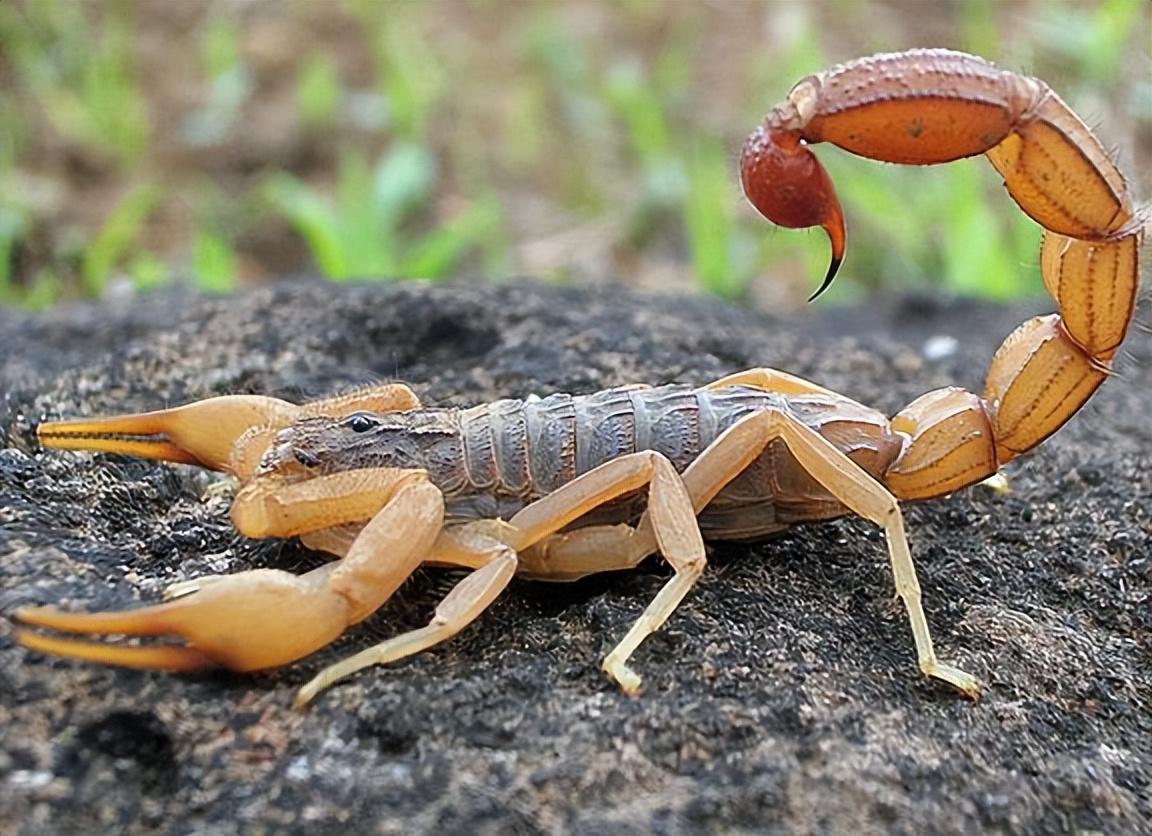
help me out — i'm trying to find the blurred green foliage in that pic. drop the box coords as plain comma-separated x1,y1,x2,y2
81,182,159,296
263,144,501,280
0,0,1146,309
2,0,149,166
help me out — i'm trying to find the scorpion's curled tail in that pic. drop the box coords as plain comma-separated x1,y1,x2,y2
740,48,1145,500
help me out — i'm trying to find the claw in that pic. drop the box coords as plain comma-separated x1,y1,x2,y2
13,629,215,672
11,565,352,673
37,395,302,472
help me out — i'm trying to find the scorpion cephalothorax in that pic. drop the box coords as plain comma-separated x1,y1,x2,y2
14,49,1145,708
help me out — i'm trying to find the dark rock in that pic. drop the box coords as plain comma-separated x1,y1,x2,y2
1,279,1149,833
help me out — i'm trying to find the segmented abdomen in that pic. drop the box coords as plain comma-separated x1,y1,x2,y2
441,384,899,541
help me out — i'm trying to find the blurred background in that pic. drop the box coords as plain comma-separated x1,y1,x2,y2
0,0,1148,311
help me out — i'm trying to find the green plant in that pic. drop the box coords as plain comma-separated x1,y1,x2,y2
682,137,756,299
297,53,343,127
264,144,502,280
1,0,149,166
192,230,238,293
0,209,27,305
184,14,252,146
348,0,445,141
1033,0,1144,86
0,1,1144,309
82,184,160,296
603,57,685,229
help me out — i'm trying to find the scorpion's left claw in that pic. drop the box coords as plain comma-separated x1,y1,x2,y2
36,395,301,472
12,565,353,674
12,621,216,672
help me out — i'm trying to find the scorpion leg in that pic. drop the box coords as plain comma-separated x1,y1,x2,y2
518,524,654,581
14,469,443,674
293,523,518,708
521,404,980,695
498,451,706,694
706,367,840,398
677,408,979,696
298,523,365,558
512,393,977,695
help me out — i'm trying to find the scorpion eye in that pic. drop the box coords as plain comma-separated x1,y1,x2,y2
344,412,380,433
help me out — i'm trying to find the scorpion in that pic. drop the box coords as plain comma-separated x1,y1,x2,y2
12,49,1144,708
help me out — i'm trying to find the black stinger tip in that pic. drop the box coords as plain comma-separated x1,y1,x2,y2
806,256,842,303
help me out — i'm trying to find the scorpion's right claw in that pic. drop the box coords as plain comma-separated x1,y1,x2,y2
36,395,302,473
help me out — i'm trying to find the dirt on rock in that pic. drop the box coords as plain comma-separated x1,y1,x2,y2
0,279,1149,834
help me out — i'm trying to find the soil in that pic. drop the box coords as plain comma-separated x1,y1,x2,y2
0,279,1149,834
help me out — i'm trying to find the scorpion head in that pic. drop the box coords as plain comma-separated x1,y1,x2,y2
257,410,451,479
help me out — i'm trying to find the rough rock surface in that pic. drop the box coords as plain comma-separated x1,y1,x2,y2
0,280,1149,834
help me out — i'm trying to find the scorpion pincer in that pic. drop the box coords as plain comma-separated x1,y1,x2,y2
13,49,1145,708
